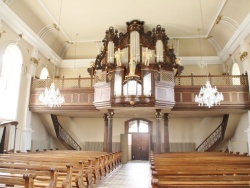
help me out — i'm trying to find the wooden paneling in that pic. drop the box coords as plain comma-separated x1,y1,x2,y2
29,84,250,112
173,85,250,110
29,88,96,112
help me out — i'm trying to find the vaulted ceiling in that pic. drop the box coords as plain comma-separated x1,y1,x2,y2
1,0,250,67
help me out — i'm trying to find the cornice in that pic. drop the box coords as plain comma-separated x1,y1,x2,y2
219,12,250,62
179,56,222,65
61,56,221,68
37,0,72,42
0,1,62,66
61,59,95,68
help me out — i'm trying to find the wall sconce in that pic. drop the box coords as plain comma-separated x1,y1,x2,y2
30,48,39,65
240,51,248,62
16,34,22,45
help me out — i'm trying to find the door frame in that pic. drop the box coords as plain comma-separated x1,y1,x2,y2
125,118,153,160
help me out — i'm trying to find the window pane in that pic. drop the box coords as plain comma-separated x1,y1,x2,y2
128,120,138,133
40,67,49,79
139,120,148,133
0,44,22,120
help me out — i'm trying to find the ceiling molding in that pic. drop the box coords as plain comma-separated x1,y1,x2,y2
219,12,250,62
61,59,95,68
180,56,222,65
208,37,222,54
0,1,62,66
205,0,227,37
37,0,72,42
61,56,221,68
38,24,55,39
220,16,239,31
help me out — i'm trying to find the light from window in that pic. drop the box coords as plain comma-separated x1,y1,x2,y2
139,120,149,133
232,63,241,85
40,67,49,79
0,44,22,120
128,120,138,132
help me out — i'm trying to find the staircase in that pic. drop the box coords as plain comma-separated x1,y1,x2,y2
196,114,229,152
50,114,82,150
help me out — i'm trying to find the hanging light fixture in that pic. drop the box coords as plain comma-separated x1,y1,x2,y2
39,0,65,108
195,0,224,108
197,28,207,68
39,82,65,107
195,81,224,108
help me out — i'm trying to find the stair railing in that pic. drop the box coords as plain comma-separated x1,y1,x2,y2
196,114,229,152
51,114,82,150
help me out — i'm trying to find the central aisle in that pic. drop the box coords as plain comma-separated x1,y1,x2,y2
97,160,152,188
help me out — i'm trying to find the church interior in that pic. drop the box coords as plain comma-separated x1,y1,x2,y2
0,0,250,187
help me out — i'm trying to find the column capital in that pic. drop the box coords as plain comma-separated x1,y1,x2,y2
107,109,115,118
103,113,108,121
155,109,162,119
163,113,169,120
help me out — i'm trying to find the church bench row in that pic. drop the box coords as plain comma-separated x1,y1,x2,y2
0,174,35,188
0,167,56,187
0,151,121,182
0,151,122,188
0,162,73,187
151,152,250,188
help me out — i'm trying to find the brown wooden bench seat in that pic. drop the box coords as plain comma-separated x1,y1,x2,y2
0,150,122,188
0,158,88,188
0,173,35,188
0,167,57,187
151,178,250,188
151,151,250,188
0,154,101,184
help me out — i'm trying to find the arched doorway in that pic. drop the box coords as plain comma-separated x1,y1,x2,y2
125,119,152,160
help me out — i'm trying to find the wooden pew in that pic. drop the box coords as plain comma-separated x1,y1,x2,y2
0,173,35,188
0,150,122,188
0,156,86,188
0,167,57,187
151,152,250,188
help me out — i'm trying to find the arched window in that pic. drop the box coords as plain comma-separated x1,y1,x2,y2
40,67,49,79
125,118,152,134
232,63,241,85
0,44,23,120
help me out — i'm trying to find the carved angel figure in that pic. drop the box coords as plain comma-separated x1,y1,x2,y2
143,48,152,66
114,48,124,66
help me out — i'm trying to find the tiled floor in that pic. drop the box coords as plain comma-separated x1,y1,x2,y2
97,160,152,188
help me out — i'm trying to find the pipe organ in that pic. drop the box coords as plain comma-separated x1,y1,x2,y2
89,20,183,108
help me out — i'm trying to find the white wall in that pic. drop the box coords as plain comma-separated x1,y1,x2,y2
31,113,54,151
229,112,249,154
53,115,224,151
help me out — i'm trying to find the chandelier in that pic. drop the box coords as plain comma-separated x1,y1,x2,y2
195,80,224,108
39,82,64,108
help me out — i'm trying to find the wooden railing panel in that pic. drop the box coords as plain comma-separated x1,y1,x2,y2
29,74,250,112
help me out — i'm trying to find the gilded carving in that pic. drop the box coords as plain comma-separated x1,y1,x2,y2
240,51,248,61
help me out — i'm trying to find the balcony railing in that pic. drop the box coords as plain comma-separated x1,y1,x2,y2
31,77,93,89
175,73,248,86
31,73,248,90
29,74,250,111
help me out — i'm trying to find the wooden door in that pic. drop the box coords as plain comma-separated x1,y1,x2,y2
132,133,149,160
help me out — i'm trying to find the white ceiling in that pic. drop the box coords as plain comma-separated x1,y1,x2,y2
3,0,250,63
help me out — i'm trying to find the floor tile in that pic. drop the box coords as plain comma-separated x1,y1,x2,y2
97,160,151,188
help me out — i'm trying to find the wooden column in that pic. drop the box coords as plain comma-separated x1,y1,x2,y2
107,109,115,153
103,113,108,152
163,113,170,152
155,109,162,153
